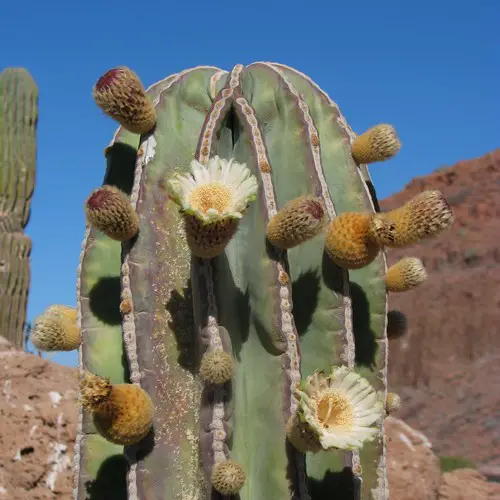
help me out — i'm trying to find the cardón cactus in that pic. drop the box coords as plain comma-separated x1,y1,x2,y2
60,62,453,499
0,68,38,349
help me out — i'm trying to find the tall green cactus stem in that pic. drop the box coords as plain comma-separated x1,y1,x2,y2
72,62,439,500
0,69,38,349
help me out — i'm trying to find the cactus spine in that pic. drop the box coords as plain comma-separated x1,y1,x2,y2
0,69,38,349
64,63,453,499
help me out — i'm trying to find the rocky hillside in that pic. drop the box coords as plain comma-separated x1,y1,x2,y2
0,337,77,499
1,337,499,499
383,149,500,471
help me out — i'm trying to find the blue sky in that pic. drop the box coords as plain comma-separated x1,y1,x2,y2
2,1,499,367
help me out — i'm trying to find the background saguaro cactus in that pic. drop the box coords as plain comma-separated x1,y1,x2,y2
0,68,38,349
31,62,452,499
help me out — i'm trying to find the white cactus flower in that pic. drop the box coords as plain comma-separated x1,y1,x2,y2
295,366,384,451
167,156,258,225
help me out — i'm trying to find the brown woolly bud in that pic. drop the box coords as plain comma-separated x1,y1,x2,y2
352,463,363,476
79,372,153,446
93,67,156,134
351,124,401,164
386,392,402,414
267,196,327,250
386,310,408,339
31,305,80,351
211,459,246,495
85,185,139,241
286,413,322,453
183,214,239,259
371,190,453,248
386,257,427,292
119,299,133,315
325,212,381,269
200,350,234,384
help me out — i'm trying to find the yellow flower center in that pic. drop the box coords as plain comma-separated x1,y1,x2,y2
188,183,233,215
317,391,354,429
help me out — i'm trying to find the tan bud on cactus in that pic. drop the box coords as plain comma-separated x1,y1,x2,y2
93,67,156,134
267,196,327,249
371,190,453,248
325,212,381,269
211,459,246,495
79,372,153,446
386,392,402,414
386,257,427,292
351,124,401,164
285,413,322,453
31,305,80,351
85,185,139,241
200,350,234,384
386,310,408,339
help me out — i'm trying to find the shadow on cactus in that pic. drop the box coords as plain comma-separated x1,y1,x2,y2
35,62,454,499
307,467,356,500
291,270,321,337
210,253,252,360
349,281,378,369
164,282,199,372
89,277,122,326
103,142,138,194
84,454,129,500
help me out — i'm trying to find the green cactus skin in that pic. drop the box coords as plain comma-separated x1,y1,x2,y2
76,63,390,500
0,68,38,349
273,64,389,497
73,73,185,499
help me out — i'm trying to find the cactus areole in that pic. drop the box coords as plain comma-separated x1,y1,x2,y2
72,62,453,500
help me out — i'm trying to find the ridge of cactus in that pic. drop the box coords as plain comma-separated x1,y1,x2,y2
119,66,230,499
67,61,454,500
268,62,389,498
73,71,190,499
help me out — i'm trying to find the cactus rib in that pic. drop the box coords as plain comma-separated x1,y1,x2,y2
268,62,389,497
120,66,229,499
73,70,198,499
191,66,242,489
231,87,307,497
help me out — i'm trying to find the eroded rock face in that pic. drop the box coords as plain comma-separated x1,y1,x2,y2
0,337,78,499
384,149,500,389
438,469,500,499
385,416,441,500
385,416,500,500
382,149,500,470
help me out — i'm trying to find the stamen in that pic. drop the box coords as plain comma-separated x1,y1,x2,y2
317,392,353,428
187,183,233,214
